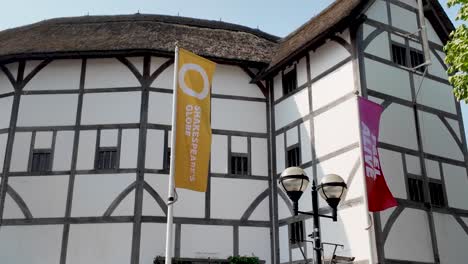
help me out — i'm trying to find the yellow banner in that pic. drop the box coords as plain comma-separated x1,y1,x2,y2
174,48,216,192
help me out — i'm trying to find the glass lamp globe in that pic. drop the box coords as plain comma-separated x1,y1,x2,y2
279,167,309,202
317,174,347,209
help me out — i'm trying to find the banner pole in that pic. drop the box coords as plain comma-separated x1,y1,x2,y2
165,44,179,264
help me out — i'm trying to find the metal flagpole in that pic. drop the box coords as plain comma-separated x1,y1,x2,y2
165,43,179,264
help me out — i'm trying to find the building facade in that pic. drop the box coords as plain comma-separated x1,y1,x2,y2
0,0,466,264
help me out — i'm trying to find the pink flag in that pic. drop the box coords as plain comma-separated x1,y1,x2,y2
358,97,397,212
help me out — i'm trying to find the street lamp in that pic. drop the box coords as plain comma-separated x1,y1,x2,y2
278,167,347,264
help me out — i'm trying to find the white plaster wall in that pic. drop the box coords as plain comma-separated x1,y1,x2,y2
35,131,53,149
363,24,377,40
10,132,31,172
365,32,391,61
379,148,407,199
212,64,264,98
151,63,174,89
273,73,283,101
277,191,293,220
212,98,266,133
442,163,468,210
405,154,421,175
433,213,468,264
397,0,418,8
300,121,312,163
248,197,270,221
76,130,96,170
99,129,117,147
419,111,464,161
390,4,419,33
0,225,63,263
276,133,285,173
380,207,397,228
85,58,140,88
365,58,412,100
425,18,444,45
380,104,419,150
120,129,139,168
366,0,389,24
0,133,8,171
286,126,298,147
148,91,172,125
279,225,289,263
81,92,141,125
0,68,15,93
313,97,359,157
275,88,309,129
127,57,144,75
0,96,12,129
8,176,68,218
142,174,166,216
446,118,462,142
415,76,456,114
425,158,441,180
211,178,269,220
429,51,448,79
3,194,23,219
24,59,81,91
312,62,354,110
181,225,233,259
140,223,174,262
296,57,308,87
71,173,135,216
309,40,350,80
239,227,271,263
17,94,78,126
385,208,434,262
145,129,164,170
232,136,247,153
251,137,268,176
67,223,132,264
211,134,228,174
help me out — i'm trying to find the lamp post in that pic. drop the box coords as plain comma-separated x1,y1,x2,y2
278,167,347,264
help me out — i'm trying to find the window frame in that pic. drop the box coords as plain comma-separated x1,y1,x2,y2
282,67,298,96
407,177,425,203
289,221,305,247
428,180,446,208
29,149,53,173
230,153,249,176
286,144,301,168
95,146,119,170
391,43,408,67
409,48,426,72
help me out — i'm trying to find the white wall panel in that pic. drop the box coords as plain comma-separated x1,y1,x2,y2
251,137,268,176
390,4,419,33
34,131,53,149
85,58,140,88
415,76,456,114
212,98,266,133
9,176,68,217
0,69,15,93
145,129,164,170
120,129,139,169
380,206,396,228
366,0,389,24
212,64,264,98
275,88,309,129
100,129,118,147
397,0,418,8
81,92,141,124
365,58,412,100
379,149,407,199
276,134,285,173
312,62,354,110
0,133,8,171
277,192,293,220
181,225,232,259
433,213,468,264
142,174,166,216
24,59,81,91
429,51,448,79
300,121,312,163
314,98,359,157
248,197,269,221
148,91,173,125
447,118,462,142
279,225,289,263
211,134,228,173
76,130,96,170
10,132,31,172
425,18,443,45
365,32,391,61
152,64,174,89
211,178,268,219
231,136,247,153
380,104,418,150
67,223,132,264
71,173,135,216
239,227,271,263
385,209,434,262
3,194,24,219
273,73,283,101
18,94,78,126
425,159,441,180
296,57,308,87
0,225,62,263
442,163,468,210
419,111,464,161
127,57,144,75
150,57,170,82
286,126,298,147
0,96,12,129
140,223,174,262
405,154,421,175
309,40,350,80
363,24,377,40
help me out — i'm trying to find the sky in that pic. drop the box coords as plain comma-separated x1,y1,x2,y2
0,0,466,133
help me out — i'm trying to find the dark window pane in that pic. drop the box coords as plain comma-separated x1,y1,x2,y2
166,148,171,169
429,182,445,207
287,146,301,167
410,50,425,72
282,69,297,96
392,44,407,67
290,221,304,245
408,178,424,203
31,151,51,173
230,155,248,175
97,148,117,170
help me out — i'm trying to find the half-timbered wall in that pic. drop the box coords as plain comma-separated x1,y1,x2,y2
0,56,272,264
361,0,468,263
271,29,375,263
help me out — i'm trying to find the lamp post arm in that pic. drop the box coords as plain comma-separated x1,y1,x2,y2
296,210,335,220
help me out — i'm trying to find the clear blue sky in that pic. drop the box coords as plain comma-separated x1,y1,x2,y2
0,0,467,135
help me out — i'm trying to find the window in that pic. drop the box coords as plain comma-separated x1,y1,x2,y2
410,50,425,72
392,44,407,67
31,150,52,172
166,148,171,170
96,147,118,170
287,145,301,167
289,221,305,245
282,69,297,96
408,177,424,203
230,154,248,175
429,182,445,207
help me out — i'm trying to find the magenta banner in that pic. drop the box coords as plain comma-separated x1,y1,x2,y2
358,97,397,212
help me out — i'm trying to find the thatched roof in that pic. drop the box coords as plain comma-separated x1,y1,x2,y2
0,14,279,64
